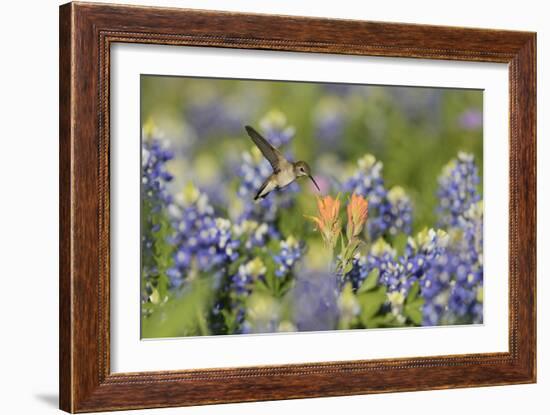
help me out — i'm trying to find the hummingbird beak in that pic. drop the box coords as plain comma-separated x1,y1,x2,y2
308,175,321,192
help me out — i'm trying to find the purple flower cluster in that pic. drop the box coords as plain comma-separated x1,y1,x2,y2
344,155,413,239
344,208,482,327
437,152,481,227
274,236,303,278
167,189,240,288
141,138,175,290
367,231,447,297
405,229,452,325
342,254,369,291
434,153,483,324
142,138,174,207
447,202,483,323
292,270,340,332
231,257,267,296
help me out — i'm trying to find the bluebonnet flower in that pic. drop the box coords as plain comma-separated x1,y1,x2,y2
411,156,485,325
232,257,267,296
376,256,409,294
431,153,483,324
448,282,476,317
142,138,174,207
141,136,175,294
167,185,240,288
437,152,481,227
313,97,345,144
274,236,303,278
232,220,271,249
342,254,369,291
405,229,453,325
344,228,453,325
384,187,413,236
344,155,413,239
344,154,386,206
417,232,482,327
292,270,340,332
346,238,412,295
446,201,484,323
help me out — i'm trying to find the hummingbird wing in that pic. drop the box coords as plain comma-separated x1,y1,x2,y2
245,125,287,173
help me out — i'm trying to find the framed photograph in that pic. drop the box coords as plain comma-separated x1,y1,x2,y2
59,2,536,412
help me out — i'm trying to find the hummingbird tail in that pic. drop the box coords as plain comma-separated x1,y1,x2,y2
254,179,272,200
254,189,266,201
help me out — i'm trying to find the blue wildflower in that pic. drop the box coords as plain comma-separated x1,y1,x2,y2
141,136,175,293
446,201,484,323
232,220,271,249
142,138,174,207
385,186,413,236
274,236,303,278
292,270,340,332
344,155,413,240
232,257,267,297
437,152,481,227
166,185,240,288
342,254,369,291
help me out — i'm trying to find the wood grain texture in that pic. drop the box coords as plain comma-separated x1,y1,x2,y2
59,2,537,412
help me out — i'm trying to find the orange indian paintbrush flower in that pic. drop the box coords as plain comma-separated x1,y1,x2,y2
305,195,342,248
346,193,369,239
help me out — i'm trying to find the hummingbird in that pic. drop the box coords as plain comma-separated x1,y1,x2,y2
244,125,321,200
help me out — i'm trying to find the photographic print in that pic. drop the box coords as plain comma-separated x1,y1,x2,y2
140,75,483,338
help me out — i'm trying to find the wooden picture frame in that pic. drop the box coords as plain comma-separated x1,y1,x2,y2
59,2,536,412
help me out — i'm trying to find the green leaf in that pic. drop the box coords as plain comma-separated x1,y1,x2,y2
141,277,215,338
339,234,346,260
392,233,409,257
407,281,421,301
342,261,354,276
344,239,360,262
403,282,424,325
404,300,423,325
366,313,406,329
227,256,247,276
358,285,386,327
357,268,380,293
221,309,239,334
